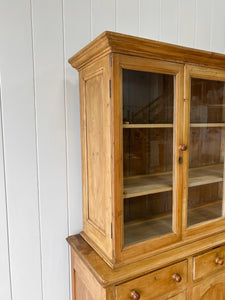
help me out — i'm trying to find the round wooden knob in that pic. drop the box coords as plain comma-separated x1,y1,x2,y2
130,289,140,300
179,144,187,151
172,273,182,282
215,257,224,265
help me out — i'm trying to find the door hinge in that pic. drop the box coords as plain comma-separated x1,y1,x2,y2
111,222,113,239
109,79,111,98
110,54,113,67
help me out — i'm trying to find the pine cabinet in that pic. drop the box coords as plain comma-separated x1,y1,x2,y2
67,31,225,299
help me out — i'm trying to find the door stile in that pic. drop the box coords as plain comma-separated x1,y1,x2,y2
182,65,191,235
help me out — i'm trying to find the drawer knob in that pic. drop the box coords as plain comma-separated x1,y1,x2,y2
130,289,140,300
215,257,224,265
172,273,182,282
179,144,187,151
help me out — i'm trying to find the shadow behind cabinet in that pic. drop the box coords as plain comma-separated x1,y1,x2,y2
67,32,225,299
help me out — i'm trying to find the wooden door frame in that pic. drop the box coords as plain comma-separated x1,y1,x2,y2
112,54,184,263
182,64,225,240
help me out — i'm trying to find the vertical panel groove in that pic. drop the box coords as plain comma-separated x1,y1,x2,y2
159,0,162,40
115,0,117,31
194,0,198,47
29,0,43,299
177,0,181,44
90,0,93,40
0,78,13,300
138,0,141,36
61,0,71,299
209,0,214,51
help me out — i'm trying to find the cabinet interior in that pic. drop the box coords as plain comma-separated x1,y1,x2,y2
123,69,225,247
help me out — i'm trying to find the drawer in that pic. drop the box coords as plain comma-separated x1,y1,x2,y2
193,245,225,280
116,260,187,300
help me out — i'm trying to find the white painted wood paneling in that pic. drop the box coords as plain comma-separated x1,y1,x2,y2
31,0,70,299
211,0,225,53
179,0,196,47
140,0,160,40
91,0,115,39
0,85,11,300
160,0,179,44
63,0,91,235
116,0,139,35
195,0,212,50
0,1,42,300
0,1,225,300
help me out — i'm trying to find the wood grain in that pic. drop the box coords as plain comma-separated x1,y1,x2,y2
116,260,187,300
68,31,225,71
193,245,225,281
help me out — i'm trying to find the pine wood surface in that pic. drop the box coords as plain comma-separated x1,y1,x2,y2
67,234,225,287
192,272,225,300
193,245,225,281
68,31,225,71
124,164,224,199
116,260,187,300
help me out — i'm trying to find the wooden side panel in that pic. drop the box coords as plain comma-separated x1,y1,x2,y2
85,72,109,232
80,55,112,259
71,249,106,300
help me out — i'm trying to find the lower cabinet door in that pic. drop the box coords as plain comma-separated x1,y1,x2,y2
192,272,225,300
168,291,186,300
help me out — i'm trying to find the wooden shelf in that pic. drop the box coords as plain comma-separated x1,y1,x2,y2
124,201,222,246
190,123,225,127
123,123,173,128
124,165,224,199
124,214,172,246
188,200,222,227
189,164,224,188
123,173,172,198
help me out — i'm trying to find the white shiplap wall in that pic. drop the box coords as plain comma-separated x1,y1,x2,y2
0,1,225,299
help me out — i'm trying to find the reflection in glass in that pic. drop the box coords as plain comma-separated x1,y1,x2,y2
122,69,175,246
187,78,225,227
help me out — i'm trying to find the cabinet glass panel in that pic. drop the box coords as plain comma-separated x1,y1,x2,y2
187,78,225,227
122,69,175,246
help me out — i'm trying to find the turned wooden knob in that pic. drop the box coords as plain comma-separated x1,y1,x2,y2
172,273,182,282
130,289,140,300
215,257,224,265
179,144,187,151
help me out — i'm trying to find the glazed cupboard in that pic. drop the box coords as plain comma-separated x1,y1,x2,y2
67,32,225,299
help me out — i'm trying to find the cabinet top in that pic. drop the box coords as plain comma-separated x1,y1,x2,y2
68,31,225,71
67,233,225,287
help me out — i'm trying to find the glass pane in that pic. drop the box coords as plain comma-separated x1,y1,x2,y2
123,69,173,124
187,78,225,227
124,192,172,246
122,69,174,246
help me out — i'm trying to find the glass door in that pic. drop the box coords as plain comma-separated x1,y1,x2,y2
119,56,183,253
184,65,225,237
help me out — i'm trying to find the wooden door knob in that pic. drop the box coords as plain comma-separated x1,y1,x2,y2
130,289,140,299
179,144,187,151
215,257,224,265
172,273,182,282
